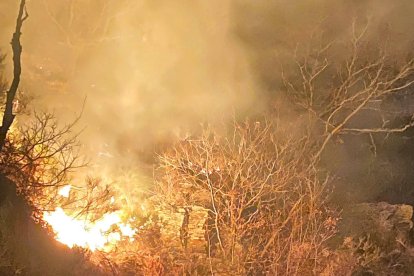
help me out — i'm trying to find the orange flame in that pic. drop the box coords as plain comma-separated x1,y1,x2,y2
43,181,138,251
43,205,136,251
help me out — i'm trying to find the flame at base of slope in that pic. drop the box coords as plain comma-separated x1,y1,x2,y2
43,207,136,252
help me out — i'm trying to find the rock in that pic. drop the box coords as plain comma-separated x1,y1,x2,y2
336,202,413,249
148,196,209,251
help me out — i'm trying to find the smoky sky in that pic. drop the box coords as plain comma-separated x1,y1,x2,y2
1,0,414,171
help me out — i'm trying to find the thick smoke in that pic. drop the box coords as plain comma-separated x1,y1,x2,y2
1,0,414,202
1,0,260,165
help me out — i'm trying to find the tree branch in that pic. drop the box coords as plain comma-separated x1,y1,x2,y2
0,0,28,151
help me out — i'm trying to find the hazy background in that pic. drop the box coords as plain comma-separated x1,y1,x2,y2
1,0,261,164
1,0,414,202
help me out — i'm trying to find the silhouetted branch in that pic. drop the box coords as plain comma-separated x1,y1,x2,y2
283,20,414,165
0,0,28,151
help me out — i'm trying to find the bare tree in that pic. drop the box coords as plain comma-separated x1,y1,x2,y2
41,0,139,78
155,120,338,274
281,21,414,163
0,0,28,151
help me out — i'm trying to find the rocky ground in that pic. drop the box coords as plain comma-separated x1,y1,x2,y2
2,173,414,275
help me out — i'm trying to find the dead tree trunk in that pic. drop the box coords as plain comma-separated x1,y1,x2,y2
0,0,28,151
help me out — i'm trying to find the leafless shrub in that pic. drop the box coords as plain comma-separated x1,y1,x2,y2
156,119,338,275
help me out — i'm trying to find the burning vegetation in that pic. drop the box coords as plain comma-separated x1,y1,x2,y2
2,0,414,275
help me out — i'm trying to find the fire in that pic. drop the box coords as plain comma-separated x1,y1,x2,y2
43,207,136,251
58,185,71,198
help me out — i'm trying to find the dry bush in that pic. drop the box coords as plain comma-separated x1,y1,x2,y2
0,110,117,227
0,112,85,212
156,119,338,275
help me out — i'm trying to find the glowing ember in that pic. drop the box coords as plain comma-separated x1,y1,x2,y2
43,207,136,251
